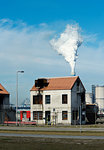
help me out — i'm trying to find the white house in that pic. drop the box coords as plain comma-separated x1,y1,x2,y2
30,76,86,125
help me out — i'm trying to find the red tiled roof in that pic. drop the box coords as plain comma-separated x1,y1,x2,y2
0,84,9,95
31,76,79,91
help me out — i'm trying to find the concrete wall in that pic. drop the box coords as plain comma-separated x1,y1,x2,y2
31,90,71,124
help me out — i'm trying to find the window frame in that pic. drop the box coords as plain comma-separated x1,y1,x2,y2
62,111,68,120
33,111,43,120
45,95,51,104
62,94,68,104
33,95,43,104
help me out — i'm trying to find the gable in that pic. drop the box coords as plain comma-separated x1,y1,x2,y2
0,84,9,95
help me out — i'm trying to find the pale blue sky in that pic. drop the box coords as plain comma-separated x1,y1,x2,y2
0,0,104,105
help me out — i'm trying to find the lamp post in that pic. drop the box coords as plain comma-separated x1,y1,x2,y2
16,70,24,126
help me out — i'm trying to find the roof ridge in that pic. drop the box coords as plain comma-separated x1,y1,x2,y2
38,76,79,79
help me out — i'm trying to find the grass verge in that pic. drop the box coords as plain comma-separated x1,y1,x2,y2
0,136,104,150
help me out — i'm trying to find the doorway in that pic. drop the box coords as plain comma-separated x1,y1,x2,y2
45,111,50,125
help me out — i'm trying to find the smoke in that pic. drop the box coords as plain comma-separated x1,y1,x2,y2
50,24,83,75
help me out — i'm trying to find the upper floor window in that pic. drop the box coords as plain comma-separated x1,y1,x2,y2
62,94,67,104
45,95,50,104
33,95,43,104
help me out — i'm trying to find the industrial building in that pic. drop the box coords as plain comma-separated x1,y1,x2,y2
86,93,92,104
87,85,104,114
16,99,31,122
30,76,86,125
91,85,104,114
85,85,104,124
85,89,99,124
0,83,9,109
17,106,30,121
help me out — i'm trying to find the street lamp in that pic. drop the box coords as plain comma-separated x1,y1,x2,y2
16,70,24,126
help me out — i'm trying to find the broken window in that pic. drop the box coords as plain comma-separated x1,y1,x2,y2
62,94,67,104
62,111,68,120
33,111,43,120
33,95,43,104
45,95,50,104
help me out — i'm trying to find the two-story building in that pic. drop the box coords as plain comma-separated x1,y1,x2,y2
0,83,16,123
0,84,9,109
30,76,86,125
0,83,10,123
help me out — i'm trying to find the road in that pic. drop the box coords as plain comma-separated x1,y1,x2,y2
1,126,104,139
0,126,104,132
0,132,104,139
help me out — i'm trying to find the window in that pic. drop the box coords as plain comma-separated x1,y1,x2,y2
33,111,43,120
33,95,43,104
62,111,68,120
62,94,67,104
45,95,50,104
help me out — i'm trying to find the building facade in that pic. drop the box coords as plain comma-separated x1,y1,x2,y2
30,76,86,125
0,83,10,123
0,83,16,123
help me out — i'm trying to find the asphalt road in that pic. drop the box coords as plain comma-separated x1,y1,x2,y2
0,126,104,132
1,126,104,139
0,132,104,139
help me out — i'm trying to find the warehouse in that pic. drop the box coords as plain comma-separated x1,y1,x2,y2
0,83,16,124
30,76,86,125
0,84,9,109
0,83,10,123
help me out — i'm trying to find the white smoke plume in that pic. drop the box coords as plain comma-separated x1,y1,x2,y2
50,24,83,76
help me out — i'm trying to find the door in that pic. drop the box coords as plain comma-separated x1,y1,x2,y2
45,111,50,125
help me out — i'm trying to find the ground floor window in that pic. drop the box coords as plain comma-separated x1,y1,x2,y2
33,111,43,120
62,111,68,120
